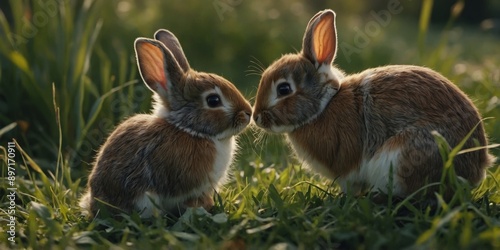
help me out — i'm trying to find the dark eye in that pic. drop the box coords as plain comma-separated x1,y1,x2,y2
277,82,293,97
206,94,222,108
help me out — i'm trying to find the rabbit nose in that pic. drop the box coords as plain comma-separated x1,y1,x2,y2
253,113,261,124
238,110,252,124
243,111,251,124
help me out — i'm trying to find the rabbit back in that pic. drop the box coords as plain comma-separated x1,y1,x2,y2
83,114,233,216
357,65,491,196
255,10,495,198
289,65,493,197
80,29,251,217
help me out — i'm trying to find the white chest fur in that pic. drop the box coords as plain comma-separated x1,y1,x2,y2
135,136,236,217
288,134,404,196
210,136,236,186
338,149,404,196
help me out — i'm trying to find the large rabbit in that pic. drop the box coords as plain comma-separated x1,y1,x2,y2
252,9,495,199
80,29,252,217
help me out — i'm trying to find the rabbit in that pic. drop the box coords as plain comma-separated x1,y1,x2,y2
79,29,252,218
252,9,495,199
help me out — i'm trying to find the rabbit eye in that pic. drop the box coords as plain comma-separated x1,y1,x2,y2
206,94,222,108
277,82,293,97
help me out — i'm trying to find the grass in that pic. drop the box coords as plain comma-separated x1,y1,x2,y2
1,0,500,249
1,134,500,249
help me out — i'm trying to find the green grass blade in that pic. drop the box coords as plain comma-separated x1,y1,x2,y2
14,139,43,174
418,0,434,55
77,80,138,150
0,122,17,138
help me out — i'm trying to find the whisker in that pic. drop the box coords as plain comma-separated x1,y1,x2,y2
245,92,256,104
245,70,263,77
251,126,267,155
249,56,266,73
248,64,263,73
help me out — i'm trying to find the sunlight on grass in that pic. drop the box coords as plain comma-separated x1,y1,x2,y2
1,0,499,249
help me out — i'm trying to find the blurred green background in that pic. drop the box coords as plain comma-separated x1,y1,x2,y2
1,0,499,177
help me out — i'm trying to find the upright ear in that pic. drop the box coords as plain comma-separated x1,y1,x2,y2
154,29,190,72
302,10,337,67
134,38,184,94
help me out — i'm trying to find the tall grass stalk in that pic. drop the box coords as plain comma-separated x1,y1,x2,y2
0,0,498,249
417,0,434,56
0,0,139,172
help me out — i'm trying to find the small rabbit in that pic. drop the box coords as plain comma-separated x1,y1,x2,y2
80,29,252,217
252,9,495,199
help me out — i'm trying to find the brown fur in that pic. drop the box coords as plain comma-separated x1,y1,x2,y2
289,73,363,178
361,66,491,194
253,9,495,199
80,30,252,217
86,115,216,215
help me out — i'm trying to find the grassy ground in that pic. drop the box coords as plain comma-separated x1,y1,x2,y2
1,0,500,249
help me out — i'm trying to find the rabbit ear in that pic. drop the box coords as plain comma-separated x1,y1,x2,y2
154,29,190,72
134,38,184,95
302,10,337,67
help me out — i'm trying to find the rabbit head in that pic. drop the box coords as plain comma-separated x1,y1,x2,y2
136,29,252,139
80,30,252,218
253,10,345,133
251,10,495,200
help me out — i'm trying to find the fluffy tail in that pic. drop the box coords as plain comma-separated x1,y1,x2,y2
78,191,91,217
